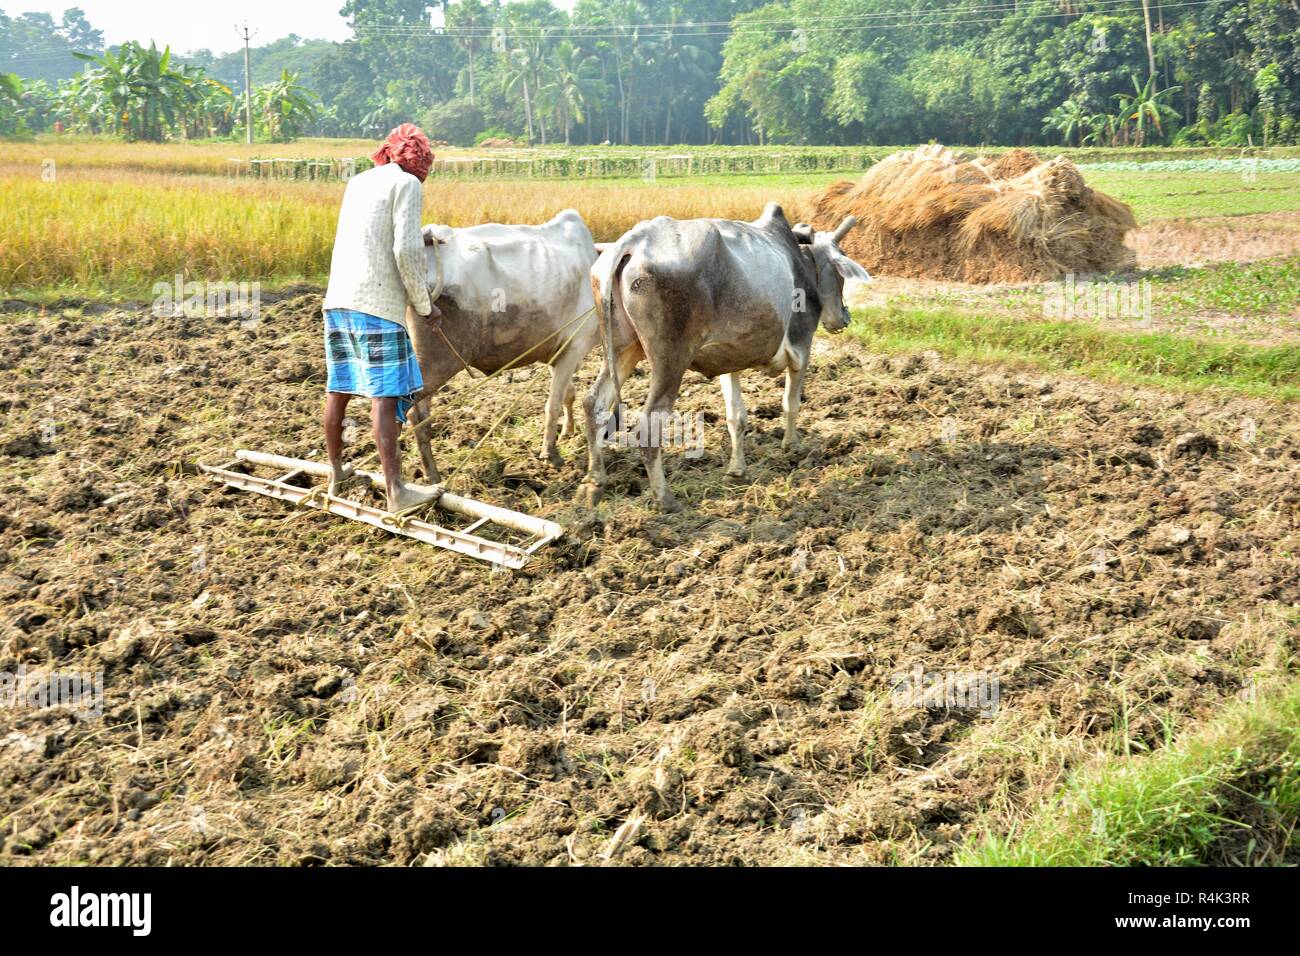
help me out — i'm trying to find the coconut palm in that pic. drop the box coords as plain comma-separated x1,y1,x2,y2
504,33,548,145
656,8,710,144
447,0,490,107
543,41,601,146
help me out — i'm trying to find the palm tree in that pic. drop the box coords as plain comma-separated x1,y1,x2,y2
606,0,662,144
504,32,547,146
544,41,600,146
448,0,489,107
656,8,710,144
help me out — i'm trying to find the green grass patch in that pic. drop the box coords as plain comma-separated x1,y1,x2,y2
1150,256,1300,317
957,678,1300,865
849,306,1300,399
1082,169,1300,221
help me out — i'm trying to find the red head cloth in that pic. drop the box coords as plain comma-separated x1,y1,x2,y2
371,123,434,182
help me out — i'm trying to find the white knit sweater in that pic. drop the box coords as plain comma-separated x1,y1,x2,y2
323,163,433,331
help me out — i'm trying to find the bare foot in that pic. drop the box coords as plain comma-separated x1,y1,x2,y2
387,482,445,514
328,464,356,496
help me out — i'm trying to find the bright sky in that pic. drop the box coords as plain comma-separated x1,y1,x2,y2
8,1,581,55
7,0,354,55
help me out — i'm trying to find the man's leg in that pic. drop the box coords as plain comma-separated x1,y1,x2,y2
323,391,352,494
372,397,440,512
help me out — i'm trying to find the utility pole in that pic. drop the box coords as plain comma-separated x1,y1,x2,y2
1140,0,1157,81
236,22,256,144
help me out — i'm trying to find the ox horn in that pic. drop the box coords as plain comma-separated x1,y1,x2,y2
832,216,858,243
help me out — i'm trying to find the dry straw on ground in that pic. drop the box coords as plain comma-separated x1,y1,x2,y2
811,144,1137,283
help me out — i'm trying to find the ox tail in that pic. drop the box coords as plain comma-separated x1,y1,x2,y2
593,238,632,438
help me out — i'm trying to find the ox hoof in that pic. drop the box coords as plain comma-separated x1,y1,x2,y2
654,494,684,514
782,438,802,452
577,482,605,508
545,448,565,469
726,466,748,480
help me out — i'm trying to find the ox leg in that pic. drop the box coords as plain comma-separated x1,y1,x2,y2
579,342,644,504
561,381,577,438
782,362,808,451
405,310,468,485
543,343,586,468
720,372,748,478
580,368,617,500
640,358,690,514
411,398,441,483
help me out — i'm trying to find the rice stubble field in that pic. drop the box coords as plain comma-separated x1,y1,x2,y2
0,140,1298,866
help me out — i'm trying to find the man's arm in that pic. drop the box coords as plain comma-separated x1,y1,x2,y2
393,175,433,317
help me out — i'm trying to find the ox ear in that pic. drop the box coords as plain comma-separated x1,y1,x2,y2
792,223,815,244
831,248,872,283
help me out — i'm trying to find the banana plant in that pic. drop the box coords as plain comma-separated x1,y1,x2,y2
73,42,190,141
0,73,25,135
254,69,320,141
1115,74,1181,146
1042,97,1089,146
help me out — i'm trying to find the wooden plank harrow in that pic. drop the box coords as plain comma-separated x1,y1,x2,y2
202,450,563,569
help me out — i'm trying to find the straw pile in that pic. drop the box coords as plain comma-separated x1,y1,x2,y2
808,144,1137,283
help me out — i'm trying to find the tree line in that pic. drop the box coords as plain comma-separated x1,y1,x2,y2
3,1,1298,147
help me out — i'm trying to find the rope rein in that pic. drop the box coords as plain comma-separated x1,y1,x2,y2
445,310,594,483
408,303,596,436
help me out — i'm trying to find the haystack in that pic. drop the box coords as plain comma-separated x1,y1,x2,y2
809,144,1136,283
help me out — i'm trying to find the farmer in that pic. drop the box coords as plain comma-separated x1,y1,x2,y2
322,123,441,513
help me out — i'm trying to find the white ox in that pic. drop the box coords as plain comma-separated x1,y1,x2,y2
407,209,600,480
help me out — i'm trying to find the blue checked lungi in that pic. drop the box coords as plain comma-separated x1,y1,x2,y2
324,309,424,424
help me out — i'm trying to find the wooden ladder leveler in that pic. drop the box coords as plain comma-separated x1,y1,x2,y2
202,450,563,569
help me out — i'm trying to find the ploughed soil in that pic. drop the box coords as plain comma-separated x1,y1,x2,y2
1,292,1297,866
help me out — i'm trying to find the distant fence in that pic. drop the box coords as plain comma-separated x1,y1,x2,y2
228,157,368,180
426,151,880,179
226,145,1300,183
228,150,880,182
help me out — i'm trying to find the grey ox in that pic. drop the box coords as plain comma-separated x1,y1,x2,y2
406,209,600,480
580,202,870,512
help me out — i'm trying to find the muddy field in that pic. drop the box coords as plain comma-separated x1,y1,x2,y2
1,292,1297,865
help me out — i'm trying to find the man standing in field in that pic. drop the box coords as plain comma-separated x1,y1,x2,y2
322,123,441,513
